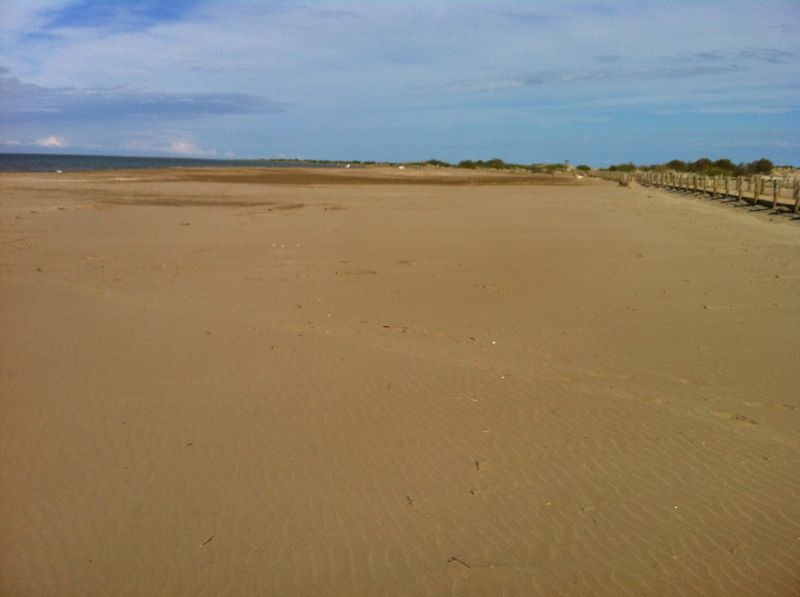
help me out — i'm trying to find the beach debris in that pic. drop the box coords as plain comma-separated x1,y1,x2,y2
474,460,480,471
200,534,215,547
406,496,414,505
732,413,758,424
448,556,471,568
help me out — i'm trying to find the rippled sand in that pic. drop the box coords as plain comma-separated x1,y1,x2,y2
2,168,798,595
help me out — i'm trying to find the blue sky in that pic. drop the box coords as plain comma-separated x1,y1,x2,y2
1,1,798,165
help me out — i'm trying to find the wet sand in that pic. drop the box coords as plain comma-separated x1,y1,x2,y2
1,167,798,595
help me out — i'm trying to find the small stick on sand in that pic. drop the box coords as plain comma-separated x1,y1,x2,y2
200,535,215,547
449,556,471,568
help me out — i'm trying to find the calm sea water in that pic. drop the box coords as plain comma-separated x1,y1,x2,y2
0,153,340,173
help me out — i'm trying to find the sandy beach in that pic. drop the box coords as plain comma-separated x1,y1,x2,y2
1,167,798,595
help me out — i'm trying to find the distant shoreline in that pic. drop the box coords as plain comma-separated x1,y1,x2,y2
0,152,349,173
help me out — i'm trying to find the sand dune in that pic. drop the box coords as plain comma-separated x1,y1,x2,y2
1,168,798,595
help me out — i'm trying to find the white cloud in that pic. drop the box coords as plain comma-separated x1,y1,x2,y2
35,134,67,147
0,138,23,145
169,140,215,156
1,0,797,163
0,1,73,39
120,133,219,157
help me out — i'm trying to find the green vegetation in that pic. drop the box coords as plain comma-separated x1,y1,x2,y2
262,157,597,173
530,163,570,173
607,157,775,176
455,159,571,173
261,156,785,177
457,158,516,170
607,162,637,173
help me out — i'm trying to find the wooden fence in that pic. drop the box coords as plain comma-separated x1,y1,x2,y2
594,170,800,213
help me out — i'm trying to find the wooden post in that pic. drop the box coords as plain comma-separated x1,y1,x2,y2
724,176,730,198
772,180,780,209
737,177,743,202
712,176,718,198
794,179,800,213
753,177,760,205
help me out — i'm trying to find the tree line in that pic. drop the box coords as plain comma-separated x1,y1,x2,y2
607,157,775,176
417,158,592,173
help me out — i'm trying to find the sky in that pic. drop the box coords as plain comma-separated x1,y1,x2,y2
0,1,798,166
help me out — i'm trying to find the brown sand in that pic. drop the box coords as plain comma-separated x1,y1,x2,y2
1,167,798,595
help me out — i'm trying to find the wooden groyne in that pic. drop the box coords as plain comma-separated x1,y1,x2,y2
595,170,800,214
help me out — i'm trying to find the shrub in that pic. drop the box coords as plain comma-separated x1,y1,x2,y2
608,162,636,172
744,158,773,175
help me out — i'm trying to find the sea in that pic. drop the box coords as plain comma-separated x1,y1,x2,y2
0,152,341,173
